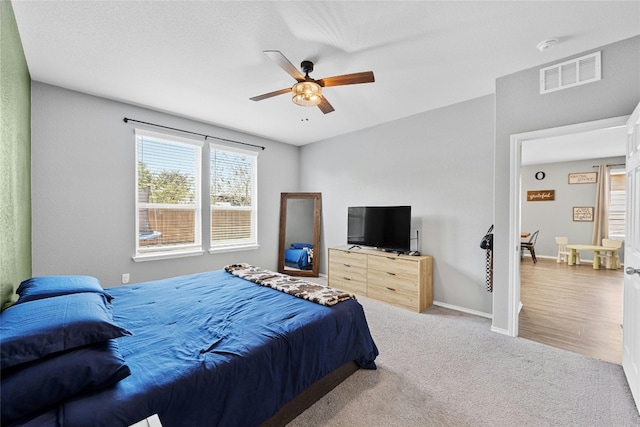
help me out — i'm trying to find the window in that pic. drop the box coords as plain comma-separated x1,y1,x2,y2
135,130,202,259
209,143,258,252
608,169,626,240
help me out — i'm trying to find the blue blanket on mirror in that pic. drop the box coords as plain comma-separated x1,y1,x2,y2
15,269,377,427
284,243,314,269
284,248,311,269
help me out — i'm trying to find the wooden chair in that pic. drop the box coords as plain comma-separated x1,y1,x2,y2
521,230,539,264
555,236,579,264
600,238,623,269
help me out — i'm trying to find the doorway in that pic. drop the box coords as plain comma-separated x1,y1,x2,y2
507,116,628,348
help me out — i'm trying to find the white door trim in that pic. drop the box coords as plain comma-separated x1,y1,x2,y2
507,115,628,337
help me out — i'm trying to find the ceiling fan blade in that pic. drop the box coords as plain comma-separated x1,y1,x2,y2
249,88,291,102
320,71,375,87
263,50,305,82
318,97,335,114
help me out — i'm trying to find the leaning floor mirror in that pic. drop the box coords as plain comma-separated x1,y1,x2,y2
278,192,322,277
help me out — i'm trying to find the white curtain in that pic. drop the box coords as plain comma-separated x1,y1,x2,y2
591,164,610,245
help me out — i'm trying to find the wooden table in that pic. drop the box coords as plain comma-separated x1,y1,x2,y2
521,232,530,238
566,244,619,269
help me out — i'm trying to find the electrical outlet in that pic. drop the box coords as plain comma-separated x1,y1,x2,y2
122,273,130,284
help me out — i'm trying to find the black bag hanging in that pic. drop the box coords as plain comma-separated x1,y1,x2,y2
480,225,493,292
480,225,493,250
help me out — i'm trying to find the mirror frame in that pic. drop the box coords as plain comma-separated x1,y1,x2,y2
278,192,322,277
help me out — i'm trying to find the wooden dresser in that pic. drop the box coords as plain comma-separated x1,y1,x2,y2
328,246,433,312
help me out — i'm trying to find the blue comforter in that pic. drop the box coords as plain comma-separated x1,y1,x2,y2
23,270,378,426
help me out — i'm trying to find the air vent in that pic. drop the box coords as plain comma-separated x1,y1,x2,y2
539,51,601,94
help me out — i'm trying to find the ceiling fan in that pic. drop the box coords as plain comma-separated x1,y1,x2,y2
250,50,375,114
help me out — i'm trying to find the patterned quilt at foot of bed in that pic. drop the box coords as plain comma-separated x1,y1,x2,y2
224,263,356,306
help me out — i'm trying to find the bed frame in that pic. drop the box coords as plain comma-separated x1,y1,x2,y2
262,361,359,426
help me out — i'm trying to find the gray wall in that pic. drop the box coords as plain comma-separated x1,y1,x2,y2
494,36,640,331
31,83,299,288
300,95,495,316
521,156,625,259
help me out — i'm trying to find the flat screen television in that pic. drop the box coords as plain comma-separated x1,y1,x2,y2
347,206,411,253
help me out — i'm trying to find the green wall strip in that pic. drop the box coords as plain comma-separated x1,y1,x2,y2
1,0,32,308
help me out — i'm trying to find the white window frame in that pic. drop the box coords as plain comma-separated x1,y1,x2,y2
209,143,259,253
133,129,204,261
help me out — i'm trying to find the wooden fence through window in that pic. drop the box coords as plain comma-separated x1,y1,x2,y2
139,208,251,247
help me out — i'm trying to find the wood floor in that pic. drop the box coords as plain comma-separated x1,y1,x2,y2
519,256,624,364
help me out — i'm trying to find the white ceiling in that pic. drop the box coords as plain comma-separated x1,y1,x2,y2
11,1,640,154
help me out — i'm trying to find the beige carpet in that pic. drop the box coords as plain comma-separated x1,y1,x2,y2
287,294,640,427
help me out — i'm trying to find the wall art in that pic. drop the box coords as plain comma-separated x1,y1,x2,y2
568,172,597,184
573,206,594,222
527,190,555,202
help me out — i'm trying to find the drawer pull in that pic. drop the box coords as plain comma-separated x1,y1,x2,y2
343,264,351,267
343,277,351,281
386,272,396,276
386,287,396,292
386,257,396,261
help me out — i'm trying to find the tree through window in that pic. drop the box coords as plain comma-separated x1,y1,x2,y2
210,144,258,251
135,130,202,257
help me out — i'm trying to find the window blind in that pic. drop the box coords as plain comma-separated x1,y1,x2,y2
135,129,202,256
210,143,258,250
609,171,626,240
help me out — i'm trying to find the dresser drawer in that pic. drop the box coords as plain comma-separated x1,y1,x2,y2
329,274,367,295
367,255,419,280
367,282,420,312
367,269,419,294
329,249,368,268
330,262,367,280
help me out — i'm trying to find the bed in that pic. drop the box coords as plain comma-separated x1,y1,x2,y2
284,243,314,270
1,265,378,427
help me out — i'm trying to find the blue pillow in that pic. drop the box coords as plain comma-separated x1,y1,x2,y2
1,339,131,424
15,275,113,304
291,243,313,249
0,293,132,369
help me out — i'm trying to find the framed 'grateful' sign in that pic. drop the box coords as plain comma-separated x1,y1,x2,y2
527,190,555,202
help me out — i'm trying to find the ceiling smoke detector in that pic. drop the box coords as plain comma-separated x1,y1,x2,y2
537,39,558,52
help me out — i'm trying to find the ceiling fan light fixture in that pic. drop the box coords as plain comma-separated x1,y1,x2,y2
292,81,322,107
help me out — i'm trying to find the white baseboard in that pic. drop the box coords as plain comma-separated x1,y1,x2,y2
490,325,511,336
522,254,596,263
432,300,492,319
